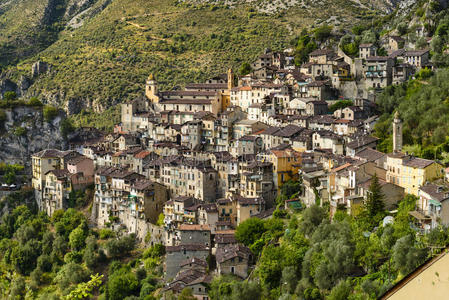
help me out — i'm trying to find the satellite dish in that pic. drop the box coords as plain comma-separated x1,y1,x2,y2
382,216,394,227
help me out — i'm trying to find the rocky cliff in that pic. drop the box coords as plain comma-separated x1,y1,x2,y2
0,106,66,167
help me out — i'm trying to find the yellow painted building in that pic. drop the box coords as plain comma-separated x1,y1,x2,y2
385,152,443,196
43,170,72,217
220,68,234,111
265,148,301,190
32,149,66,191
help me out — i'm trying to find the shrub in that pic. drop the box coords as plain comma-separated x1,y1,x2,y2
13,126,27,136
43,105,59,122
314,25,332,42
329,100,353,112
3,91,17,101
99,228,115,239
143,244,165,259
28,97,43,106
416,68,433,80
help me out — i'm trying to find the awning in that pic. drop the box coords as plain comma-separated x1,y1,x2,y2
429,199,441,206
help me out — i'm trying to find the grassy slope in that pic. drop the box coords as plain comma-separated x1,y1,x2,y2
0,0,65,65
10,0,374,109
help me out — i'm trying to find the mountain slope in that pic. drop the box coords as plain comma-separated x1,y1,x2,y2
0,0,111,66
0,0,410,114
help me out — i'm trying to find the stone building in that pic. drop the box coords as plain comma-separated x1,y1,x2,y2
165,244,210,279
216,244,252,278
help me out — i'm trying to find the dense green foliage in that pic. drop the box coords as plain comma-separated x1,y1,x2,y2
329,100,354,113
0,190,163,299
0,163,24,185
375,69,449,157
228,190,447,299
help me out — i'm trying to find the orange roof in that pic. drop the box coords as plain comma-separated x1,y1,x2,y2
239,86,252,91
134,151,151,159
112,151,124,157
331,163,352,173
178,224,210,231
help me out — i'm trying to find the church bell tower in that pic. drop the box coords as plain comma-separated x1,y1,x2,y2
393,111,403,153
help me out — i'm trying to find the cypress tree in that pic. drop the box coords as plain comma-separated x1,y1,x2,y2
365,173,385,217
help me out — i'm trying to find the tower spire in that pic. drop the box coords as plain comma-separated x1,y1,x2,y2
227,68,234,91
393,111,402,153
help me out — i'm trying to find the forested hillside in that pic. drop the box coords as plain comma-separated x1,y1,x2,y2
209,179,448,299
0,189,165,299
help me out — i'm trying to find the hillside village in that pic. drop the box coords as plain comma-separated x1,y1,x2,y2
28,33,449,298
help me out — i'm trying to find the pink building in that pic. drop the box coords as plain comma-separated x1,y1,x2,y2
67,156,94,177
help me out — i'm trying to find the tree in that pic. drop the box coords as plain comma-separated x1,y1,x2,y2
280,179,302,199
156,213,164,226
178,288,196,300
416,37,427,50
235,218,266,246
258,245,284,289
69,222,88,251
54,262,90,292
281,266,298,294
9,276,26,299
107,270,139,300
299,205,326,237
105,234,136,258
42,231,54,255
140,282,156,298
364,173,385,218
397,23,408,35
392,234,428,275
377,47,388,56
352,24,367,35
295,34,317,64
60,118,75,139
11,239,41,275
361,30,376,44
63,274,103,300
328,279,352,300
37,254,53,272
239,62,252,76
143,244,165,259
230,281,262,300
314,25,332,42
